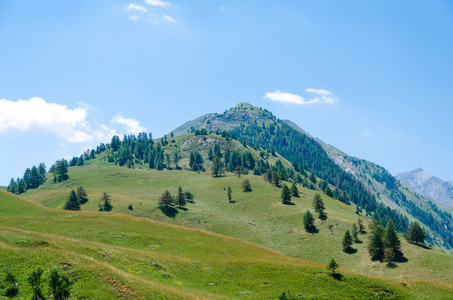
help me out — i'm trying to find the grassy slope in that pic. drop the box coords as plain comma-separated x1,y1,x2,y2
3,190,453,299
23,165,453,287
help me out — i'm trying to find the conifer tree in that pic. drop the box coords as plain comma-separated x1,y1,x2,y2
227,186,232,202
99,192,113,212
63,190,81,211
407,222,427,245
290,182,299,197
342,230,353,252
368,226,385,260
159,190,174,209
76,186,89,204
313,193,325,213
303,210,315,230
327,258,339,275
384,220,401,255
242,179,252,192
176,186,187,208
281,183,291,204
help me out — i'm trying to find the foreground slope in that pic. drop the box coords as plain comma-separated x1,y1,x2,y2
3,190,453,299
23,166,453,286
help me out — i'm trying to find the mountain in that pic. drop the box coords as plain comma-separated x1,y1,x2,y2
168,102,453,252
396,169,453,207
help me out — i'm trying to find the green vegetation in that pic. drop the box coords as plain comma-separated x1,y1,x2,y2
20,165,453,286
3,186,453,299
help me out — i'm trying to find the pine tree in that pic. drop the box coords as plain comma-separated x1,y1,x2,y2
303,210,315,230
211,157,224,177
227,186,232,202
27,267,44,300
63,190,81,211
327,258,339,275
76,186,89,204
407,222,427,245
242,179,252,192
176,186,187,208
159,190,174,209
290,182,299,197
384,220,401,255
342,230,353,252
325,186,334,197
383,247,395,267
47,266,72,300
281,183,291,204
368,226,385,260
313,193,325,213
99,192,113,212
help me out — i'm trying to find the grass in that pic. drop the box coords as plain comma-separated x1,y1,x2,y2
22,165,453,287
2,189,453,299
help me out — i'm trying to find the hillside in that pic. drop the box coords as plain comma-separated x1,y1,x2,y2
3,189,453,299
20,165,453,286
167,103,453,252
397,169,453,207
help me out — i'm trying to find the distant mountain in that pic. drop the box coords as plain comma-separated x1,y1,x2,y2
396,169,453,207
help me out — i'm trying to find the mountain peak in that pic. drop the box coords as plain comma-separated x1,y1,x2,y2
396,169,453,207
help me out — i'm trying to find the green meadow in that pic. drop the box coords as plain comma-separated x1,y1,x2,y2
1,189,453,299
22,165,453,287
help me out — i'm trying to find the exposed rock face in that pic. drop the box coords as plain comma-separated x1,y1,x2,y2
396,168,453,207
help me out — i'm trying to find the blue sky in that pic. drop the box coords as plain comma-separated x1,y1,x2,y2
1,0,453,185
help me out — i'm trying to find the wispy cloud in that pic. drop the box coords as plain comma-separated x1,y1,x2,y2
129,15,140,21
264,89,338,105
163,15,177,23
0,97,145,143
146,0,170,6
111,115,145,134
305,88,338,104
126,3,147,12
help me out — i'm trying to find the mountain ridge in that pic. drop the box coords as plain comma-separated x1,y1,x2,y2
397,168,453,207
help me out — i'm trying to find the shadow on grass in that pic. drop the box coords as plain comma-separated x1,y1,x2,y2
344,247,357,254
393,255,408,263
305,226,318,234
282,201,295,206
177,207,189,211
229,200,236,203
328,273,343,280
413,243,431,250
159,206,179,218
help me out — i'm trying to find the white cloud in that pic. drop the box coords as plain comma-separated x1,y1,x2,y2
126,3,147,12
0,97,93,142
146,0,170,6
264,88,338,105
305,88,339,104
263,90,318,105
129,15,139,21
163,15,177,23
0,97,145,144
112,115,145,134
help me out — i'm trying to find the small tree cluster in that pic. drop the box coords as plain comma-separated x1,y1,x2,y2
7,162,47,195
63,186,89,211
158,187,193,210
26,267,72,300
211,157,225,177
290,182,299,197
189,151,204,171
368,220,402,265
